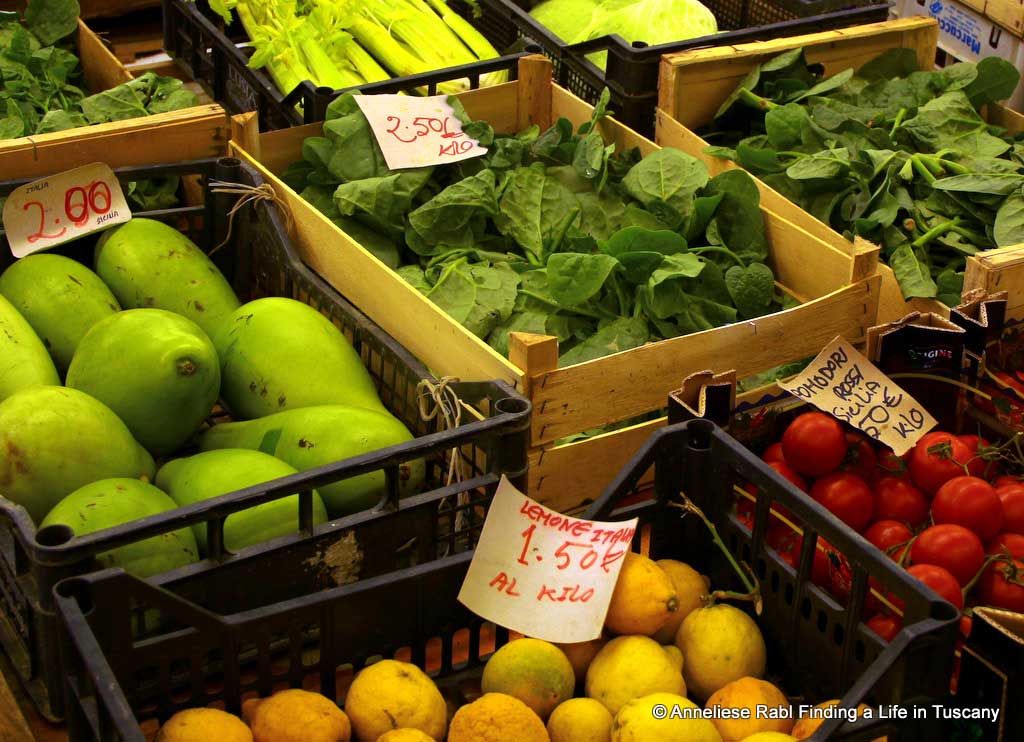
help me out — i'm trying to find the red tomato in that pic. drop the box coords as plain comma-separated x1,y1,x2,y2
840,433,878,486
782,412,847,477
910,524,986,587
959,434,995,479
978,559,1024,613
877,448,909,479
906,563,965,610
873,476,929,528
767,461,807,493
866,613,901,641
960,614,973,639
908,432,973,496
763,442,786,465
987,532,1024,559
736,511,754,532
812,539,832,587
810,473,874,533
864,520,913,562
995,484,1024,534
932,476,1005,542
995,475,1024,489
766,521,800,553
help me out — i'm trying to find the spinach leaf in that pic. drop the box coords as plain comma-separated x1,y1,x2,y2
558,317,649,366
703,170,768,263
494,165,580,260
25,0,79,46
622,149,709,215
426,260,520,338
546,253,620,307
408,170,499,252
932,174,1024,195
890,243,938,299
725,263,776,318
995,191,1024,247
857,49,919,81
963,57,1021,108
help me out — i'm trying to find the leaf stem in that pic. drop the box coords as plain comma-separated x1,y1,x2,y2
910,155,937,184
912,218,961,248
738,87,778,112
690,246,747,268
889,107,907,137
518,290,605,320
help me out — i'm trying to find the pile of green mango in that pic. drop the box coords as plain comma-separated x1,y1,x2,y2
0,217,424,578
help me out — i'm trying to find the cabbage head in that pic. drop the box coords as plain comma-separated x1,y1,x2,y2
533,0,719,71
529,0,600,43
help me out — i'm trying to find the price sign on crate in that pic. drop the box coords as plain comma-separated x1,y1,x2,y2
355,94,487,170
458,476,637,643
781,336,937,456
3,163,130,258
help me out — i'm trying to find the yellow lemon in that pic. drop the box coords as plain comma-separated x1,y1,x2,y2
675,604,766,701
556,637,605,684
156,708,252,742
739,734,797,742
345,660,446,740
482,638,575,720
653,560,710,643
247,689,350,742
377,730,436,742
662,645,684,672
791,701,884,741
547,698,613,742
612,693,722,742
449,693,550,742
586,635,686,715
605,552,678,635
705,677,793,740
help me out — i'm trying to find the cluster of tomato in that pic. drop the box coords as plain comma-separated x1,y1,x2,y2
737,411,1024,641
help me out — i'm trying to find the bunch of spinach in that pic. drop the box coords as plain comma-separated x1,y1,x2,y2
284,90,786,366
701,48,1024,306
0,2,198,210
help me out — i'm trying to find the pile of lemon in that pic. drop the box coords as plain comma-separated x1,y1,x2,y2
152,552,881,742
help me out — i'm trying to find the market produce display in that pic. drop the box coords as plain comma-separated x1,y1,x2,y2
200,0,506,96
284,91,785,367
529,0,718,71
0,213,422,574
743,411,1024,631
702,49,1024,306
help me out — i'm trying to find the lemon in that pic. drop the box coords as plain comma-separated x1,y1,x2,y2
547,698,613,742
738,734,797,742
156,708,252,742
675,604,766,700
449,693,550,742
556,637,605,684
791,701,884,741
612,693,722,742
653,560,710,643
246,689,351,742
662,645,684,672
705,677,793,740
345,660,446,740
586,635,686,715
377,731,436,742
605,553,678,635
482,638,575,720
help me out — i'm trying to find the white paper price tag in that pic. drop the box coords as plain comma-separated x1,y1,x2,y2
781,336,937,456
3,163,130,258
458,476,638,643
354,94,487,170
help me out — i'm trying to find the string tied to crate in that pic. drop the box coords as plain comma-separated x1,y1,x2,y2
207,180,293,255
417,376,470,554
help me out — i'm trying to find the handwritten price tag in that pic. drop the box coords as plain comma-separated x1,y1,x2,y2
781,336,937,456
354,94,487,170
3,163,130,258
458,476,637,643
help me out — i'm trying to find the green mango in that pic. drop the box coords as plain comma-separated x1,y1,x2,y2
214,297,383,419
198,405,424,517
94,218,240,339
0,254,120,372
0,294,60,403
0,386,155,524
66,309,220,457
155,449,328,554
41,478,198,578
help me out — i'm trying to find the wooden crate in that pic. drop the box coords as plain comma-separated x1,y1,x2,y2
0,20,222,177
229,56,882,513
0,1,160,19
656,18,1024,325
988,0,1024,36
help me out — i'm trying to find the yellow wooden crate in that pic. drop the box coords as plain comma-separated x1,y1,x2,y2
0,20,225,179
229,56,882,513
987,0,1024,36
656,18,1024,325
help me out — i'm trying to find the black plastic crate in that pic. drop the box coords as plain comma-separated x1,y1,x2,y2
0,157,531,721
56,419,958,742
162,0,539,131
162,0,891,137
